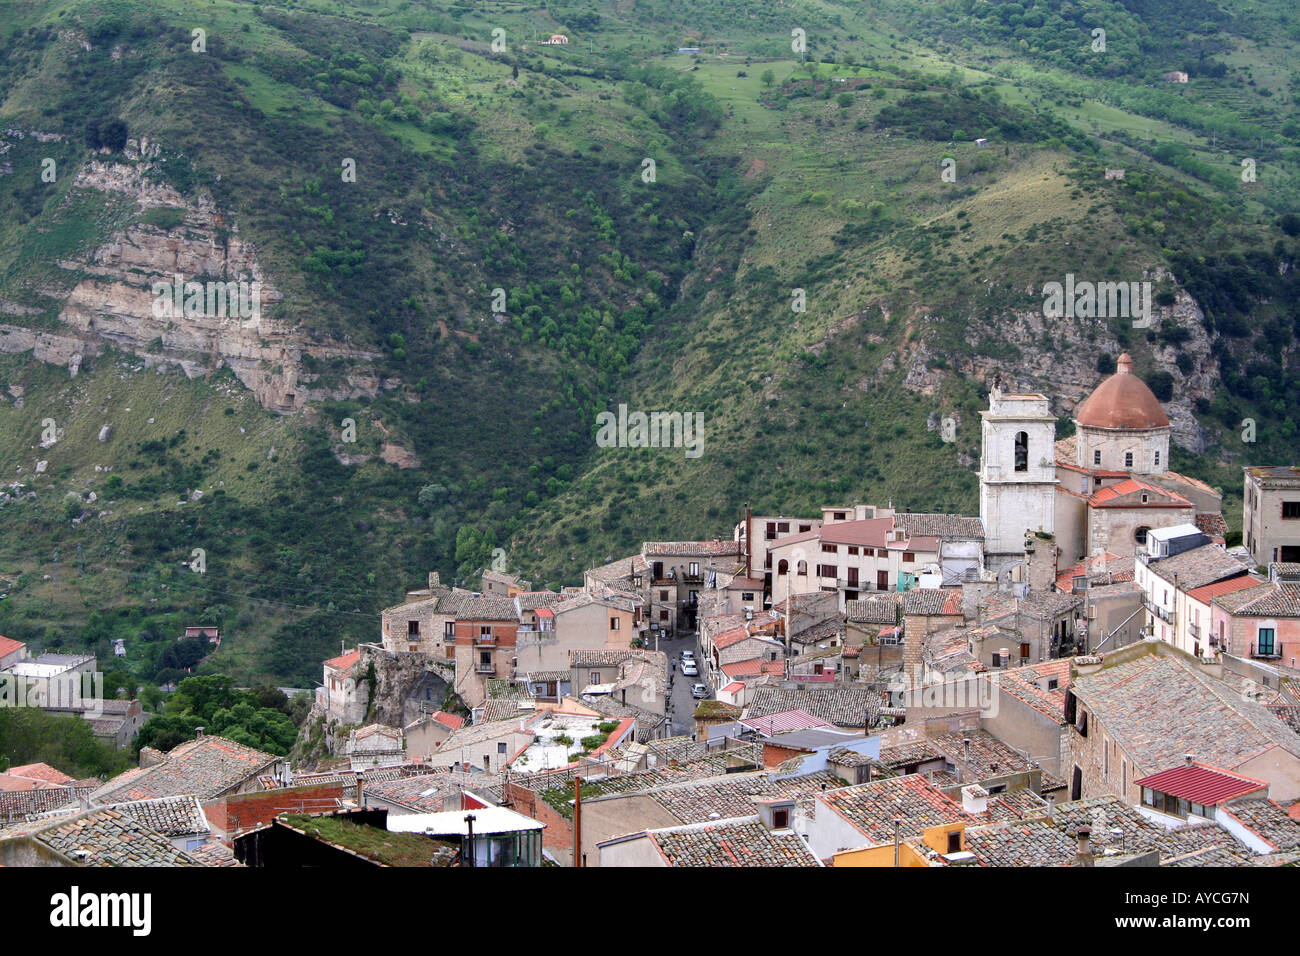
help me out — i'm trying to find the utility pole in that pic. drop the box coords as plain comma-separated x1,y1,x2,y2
464,813,476,867
572,775,583,867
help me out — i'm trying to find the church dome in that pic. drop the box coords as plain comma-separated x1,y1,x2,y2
1075,353,1169,430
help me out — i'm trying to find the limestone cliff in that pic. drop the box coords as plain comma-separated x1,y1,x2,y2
0,136,386,411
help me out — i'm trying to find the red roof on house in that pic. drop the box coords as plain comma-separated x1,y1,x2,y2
720,658,784,679
1134,763,1268,806
432,712,465,731
1187,575,1267,604
1054,552,1131,592
0,635,25,658
737,709,831,734
324,650,361,672
6,763,74,786
535,607,555,619
1088,477,1189,509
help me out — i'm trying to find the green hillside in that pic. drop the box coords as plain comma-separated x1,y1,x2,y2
0,0,1296,686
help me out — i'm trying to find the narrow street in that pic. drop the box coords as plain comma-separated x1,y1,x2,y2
647,629,707,737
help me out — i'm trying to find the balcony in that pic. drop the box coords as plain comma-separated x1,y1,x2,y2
475,660,497,674
1250,643,1281,660
473,633,499,647
1141,596,1173,625
1188,622,1201,640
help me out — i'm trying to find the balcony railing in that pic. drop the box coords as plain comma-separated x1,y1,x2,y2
475,661,497,674
1188,622,1201,640
1251,643,1281,660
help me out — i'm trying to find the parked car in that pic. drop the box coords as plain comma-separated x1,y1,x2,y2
691,683,709,699
681,662,698,676
680,650,695,662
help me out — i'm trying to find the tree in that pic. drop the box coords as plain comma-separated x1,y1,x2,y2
761,69,775,88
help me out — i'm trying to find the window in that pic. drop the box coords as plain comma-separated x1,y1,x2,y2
796,560,808,576
946,831,961,854
444,621,455,638
903,552,915,562
1258,628,1277,656
799,524,811,532
778,559,789,575
1014,431,1029,472
766,522,777,540
497,742,507,754
1154,450,1160,467
409,644,418,653
822,543,838,553
848,546,859,555
773,808,790,829
480,626,492,639
610,617,619,630
742,592,755,601
408,620,420,636
660,590,669,601
659,610,668,621
1020,643,1030,659
778,522,790,533
1283,501,1300,520
590,671,601,683
1124,452,1133,468
834,512,847,521
1093,450,1101,465
1047,678,1059,690
1135,526,1150,545
689,562,699,577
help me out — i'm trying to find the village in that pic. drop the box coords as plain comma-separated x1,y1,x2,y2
3,354,1300,867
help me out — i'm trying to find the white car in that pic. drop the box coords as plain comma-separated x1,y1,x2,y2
680,650,695,662
691,683,709,699
681,662,698,677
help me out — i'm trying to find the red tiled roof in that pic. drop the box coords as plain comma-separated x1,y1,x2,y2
1054,552,1130,592
432,712,465,731
6,763,74,785
1187,575,1267,605
324,650,361,672
720,659,783,679
737,709,830,734
0,635,25,658
1134,763,1268,807
1088,477,1189,509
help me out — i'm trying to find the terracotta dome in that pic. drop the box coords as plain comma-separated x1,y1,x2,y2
1075,353,1169,429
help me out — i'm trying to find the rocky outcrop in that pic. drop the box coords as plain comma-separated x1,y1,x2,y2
0,141,387,412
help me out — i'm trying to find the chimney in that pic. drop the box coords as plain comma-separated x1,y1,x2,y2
1046,793,1055,820
1075,826,1094,867
1184,753,1194,767
961,784,989,816
195,726,205,739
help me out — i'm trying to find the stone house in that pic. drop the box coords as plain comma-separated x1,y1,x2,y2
1243,466,1300,567
1211,564,1300,666
318,648,365,725
1066,640,1300,803
452,594,522,709
346,724,405,771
